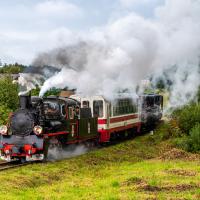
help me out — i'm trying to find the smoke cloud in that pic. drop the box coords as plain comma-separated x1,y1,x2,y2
47,144,89,161
22,0,200,107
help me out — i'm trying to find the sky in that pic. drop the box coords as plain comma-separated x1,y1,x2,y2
0,0,165,65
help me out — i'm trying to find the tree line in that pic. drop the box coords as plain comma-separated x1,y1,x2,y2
0,63,26,74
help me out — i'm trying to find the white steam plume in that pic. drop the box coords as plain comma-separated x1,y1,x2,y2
29,0,200,106
18,73,44,95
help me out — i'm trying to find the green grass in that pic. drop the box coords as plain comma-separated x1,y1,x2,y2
0,129,200,200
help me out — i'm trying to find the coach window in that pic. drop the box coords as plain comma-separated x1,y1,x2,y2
93,100,103,118
83,101,89,108
132,103,137,113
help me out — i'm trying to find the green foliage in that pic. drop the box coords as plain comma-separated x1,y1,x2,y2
156,78,166,90
175,123,200,153
31,86,40,96
172,101,200,153
172,103,200,134
0,77,18,124
0,76,18,110
149,121,182,144
187,123,200,152
143,88,155,94
0,105,12,124
43,88,62,97
153,122,172,141
0,63,26,74
197,86,200,103
173,136,190,151
32,87,61,97
31,87,61,97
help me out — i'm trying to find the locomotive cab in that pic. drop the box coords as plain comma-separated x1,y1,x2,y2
42,97,80,133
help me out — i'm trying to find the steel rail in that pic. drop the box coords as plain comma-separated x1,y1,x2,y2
0,161,28,171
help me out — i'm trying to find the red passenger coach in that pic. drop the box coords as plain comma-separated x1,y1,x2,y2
71,95,141,143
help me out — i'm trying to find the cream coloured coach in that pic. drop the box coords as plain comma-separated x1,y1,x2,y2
70,94,141,143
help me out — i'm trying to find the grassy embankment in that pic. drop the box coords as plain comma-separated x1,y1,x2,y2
1,123,200,200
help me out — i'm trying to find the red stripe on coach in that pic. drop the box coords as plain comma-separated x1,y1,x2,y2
98,119,107,124
110,114,138,123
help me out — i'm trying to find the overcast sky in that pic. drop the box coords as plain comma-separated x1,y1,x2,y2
0,0,165,65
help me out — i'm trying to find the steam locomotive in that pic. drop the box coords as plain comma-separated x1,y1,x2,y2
0,93,163,162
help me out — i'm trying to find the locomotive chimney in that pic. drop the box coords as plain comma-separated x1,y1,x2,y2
19,94,31,109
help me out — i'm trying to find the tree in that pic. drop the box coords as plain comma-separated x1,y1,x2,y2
44,88,62,97
31,86,40,96
0,76,19,124
31,87,62,97
0,105,12,124
0,76,19,110
156,79,165,90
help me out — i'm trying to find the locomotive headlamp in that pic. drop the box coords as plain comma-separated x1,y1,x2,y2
0,125,8,135
33,126,43,135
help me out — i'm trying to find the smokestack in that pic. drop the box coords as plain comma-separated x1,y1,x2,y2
19,94,31,109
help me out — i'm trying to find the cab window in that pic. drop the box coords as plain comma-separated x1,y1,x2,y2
155,96,161,105
93,100,103,117
61,104,66,117
44,101,60,118
145,97,154,107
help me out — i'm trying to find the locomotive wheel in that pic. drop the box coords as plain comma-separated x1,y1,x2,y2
85,140,97,149
19,157,26,163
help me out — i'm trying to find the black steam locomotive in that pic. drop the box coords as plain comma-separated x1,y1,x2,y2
0,95,98,162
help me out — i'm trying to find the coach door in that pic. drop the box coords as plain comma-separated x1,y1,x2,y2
93,100,104,118
106,103,110,128
67,106,78,142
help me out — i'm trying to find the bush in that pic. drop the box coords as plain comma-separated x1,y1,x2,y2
187,123,200,152
154,122,176,140
174,124,200,153
0,76,18,125
172,104,200,134
0,76,18,110
147,121,182,144
0,105,12,125
173,136,190,151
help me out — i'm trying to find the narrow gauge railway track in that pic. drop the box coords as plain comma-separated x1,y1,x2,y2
0,161,29,171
